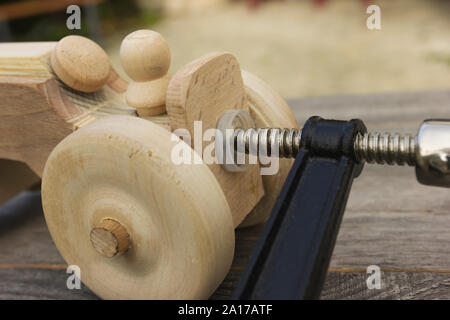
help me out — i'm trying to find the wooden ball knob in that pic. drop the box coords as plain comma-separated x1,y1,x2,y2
120,29,170,82
51,35,111,93
90,219,130,258
120,30,171,116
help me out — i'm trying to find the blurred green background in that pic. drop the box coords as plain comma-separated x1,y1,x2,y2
1,0,449,98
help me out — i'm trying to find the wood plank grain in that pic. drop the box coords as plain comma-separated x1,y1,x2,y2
0,268,97,300
214,209,450,298
1,267,448,300
212,268,450,300
320,271,450,300
347,165,450,216
288,90,450,130
330,211,450,270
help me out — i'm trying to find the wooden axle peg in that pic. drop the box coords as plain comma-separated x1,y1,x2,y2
120,30,171,116
51,35,111,93
90,218,131,258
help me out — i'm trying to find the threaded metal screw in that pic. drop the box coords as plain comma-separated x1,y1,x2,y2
353,132,416,166
233,128,302,158
233,128,417,167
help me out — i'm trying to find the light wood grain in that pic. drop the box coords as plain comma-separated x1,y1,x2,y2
51,36,111,93
0,76,80,175
0,42,135,177
166,52,265,227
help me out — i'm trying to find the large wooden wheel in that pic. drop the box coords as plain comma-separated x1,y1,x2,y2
42,116,234,299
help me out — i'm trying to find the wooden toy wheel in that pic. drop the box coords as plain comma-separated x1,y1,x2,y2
240,70,300,227
41,116,234,299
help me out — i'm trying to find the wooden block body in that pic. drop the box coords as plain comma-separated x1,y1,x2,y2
0,42,132,177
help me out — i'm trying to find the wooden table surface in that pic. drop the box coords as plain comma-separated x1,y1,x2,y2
1,90,449,299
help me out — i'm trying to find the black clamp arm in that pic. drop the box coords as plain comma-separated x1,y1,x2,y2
233,116,367,300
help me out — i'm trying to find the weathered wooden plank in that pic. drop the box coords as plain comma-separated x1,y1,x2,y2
320,271,450,300
0,268,97,300
330,211,450,270
347,165,450,216
216,206,450,298
212,268,450,300
1,267,448,300
288,90,450,130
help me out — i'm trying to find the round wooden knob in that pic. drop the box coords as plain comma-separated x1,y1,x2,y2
120,29,170,82
51,35,111,93
90,218,130,258
120,30,171,116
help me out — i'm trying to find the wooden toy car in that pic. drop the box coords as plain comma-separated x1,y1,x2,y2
0,30,298,299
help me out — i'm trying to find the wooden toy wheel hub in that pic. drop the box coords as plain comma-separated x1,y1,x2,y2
90,218,130,258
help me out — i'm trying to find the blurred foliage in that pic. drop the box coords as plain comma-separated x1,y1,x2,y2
427,52,450,69
139,8,161,26
2,0,162,42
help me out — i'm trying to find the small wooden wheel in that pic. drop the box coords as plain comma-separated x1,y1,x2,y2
240,70,300,227
42,116,234,299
